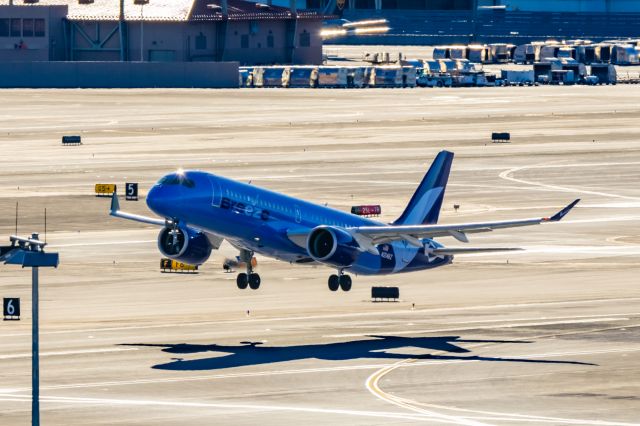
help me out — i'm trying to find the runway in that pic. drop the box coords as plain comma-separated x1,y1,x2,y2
1,86,639,425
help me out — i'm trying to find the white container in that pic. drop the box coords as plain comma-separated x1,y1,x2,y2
401,66,417,87
369,66,403,87
500,69,535,84
468,45,491,63
449,46,468,60
612,44,639,65
432,46,451,60
316,67,348,88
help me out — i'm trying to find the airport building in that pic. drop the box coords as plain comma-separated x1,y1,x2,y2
0,0,325,88
0,0,327,87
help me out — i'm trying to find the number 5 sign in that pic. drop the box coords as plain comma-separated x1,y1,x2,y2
3,298,20,320
126,183,139,201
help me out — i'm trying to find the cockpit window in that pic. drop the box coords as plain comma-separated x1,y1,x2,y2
158,174,195,188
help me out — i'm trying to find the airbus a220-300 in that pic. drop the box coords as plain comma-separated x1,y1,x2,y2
109,151,579,291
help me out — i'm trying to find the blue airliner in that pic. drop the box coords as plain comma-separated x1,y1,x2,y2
110,151,579,292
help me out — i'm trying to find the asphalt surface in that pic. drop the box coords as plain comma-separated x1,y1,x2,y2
0,87,639,425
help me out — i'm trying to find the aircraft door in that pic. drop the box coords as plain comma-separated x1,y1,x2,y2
209,176,223,207
295,205,302,224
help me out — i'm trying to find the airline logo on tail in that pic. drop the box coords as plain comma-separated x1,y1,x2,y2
394,151,454,226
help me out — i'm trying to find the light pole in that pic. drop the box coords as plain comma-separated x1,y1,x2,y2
2,233,59,426
135,0,150,61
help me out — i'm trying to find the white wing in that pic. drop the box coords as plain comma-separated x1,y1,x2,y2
110,190,168,226
108,191,224,249
351,199,580,249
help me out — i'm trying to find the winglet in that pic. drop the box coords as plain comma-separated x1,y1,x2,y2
547,199,580,222
110,189,120,214
107,188,168,227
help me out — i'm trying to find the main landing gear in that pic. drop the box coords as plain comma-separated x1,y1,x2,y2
236,249,260,290
328,271,352,292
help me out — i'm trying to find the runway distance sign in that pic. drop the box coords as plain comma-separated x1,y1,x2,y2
371,287,399,302
160,259,198,273
3,298,20,320
95,184,117,197
351,205,382,217
61,135,82,145
125,183,138,201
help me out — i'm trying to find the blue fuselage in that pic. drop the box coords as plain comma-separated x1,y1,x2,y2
146,171,451,275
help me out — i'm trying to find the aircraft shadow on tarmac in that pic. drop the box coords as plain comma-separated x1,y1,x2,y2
120,335,597,371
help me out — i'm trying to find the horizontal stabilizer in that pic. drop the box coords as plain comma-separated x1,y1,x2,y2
431,247,523,255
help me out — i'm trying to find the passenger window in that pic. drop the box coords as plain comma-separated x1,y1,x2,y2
11,19,21,37
0,19,9,37
22,19,33,37
34,19,45,37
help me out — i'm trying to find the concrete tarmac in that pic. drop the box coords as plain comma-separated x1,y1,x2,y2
0,87,639,425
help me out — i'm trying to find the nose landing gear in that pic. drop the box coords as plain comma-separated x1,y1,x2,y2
236,249,260,290
328,271,352,292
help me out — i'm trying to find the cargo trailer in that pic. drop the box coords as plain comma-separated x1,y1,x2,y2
316,67,348,88
284,66,317,88
368,66,403,87
590,63,617,84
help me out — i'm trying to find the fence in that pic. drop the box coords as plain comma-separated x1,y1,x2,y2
0,61,240,88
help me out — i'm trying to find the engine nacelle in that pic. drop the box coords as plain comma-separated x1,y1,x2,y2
306,226,361,268
157,226,212,265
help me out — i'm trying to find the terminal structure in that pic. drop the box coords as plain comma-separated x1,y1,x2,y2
0,0,324,63
0,0,327,87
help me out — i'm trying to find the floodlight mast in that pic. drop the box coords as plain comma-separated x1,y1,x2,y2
3,232,58,426
31,233,41,426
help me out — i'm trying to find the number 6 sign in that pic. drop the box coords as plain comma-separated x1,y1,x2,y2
3,298,20,320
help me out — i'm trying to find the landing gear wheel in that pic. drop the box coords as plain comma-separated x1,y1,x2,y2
248,273,261,290
339,275,352,292
236,273,248,290
328,274,339,292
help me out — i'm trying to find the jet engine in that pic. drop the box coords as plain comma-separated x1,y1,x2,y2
157,225,212,265
306,226,361,268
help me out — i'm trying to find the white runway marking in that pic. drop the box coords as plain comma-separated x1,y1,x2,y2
459,245,640,258
0,394,449,423
395,395,640,426
366,359,494,426
0,362,480,394
49,240,155,248
3,297,639,338
366,347,640,426
5,346,639,395
562,216,640,224
324,317,631,338
448,312,640,325
0,347,138,360
499,164,640,201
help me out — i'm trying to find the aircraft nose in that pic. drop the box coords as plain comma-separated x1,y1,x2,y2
146,185,166,216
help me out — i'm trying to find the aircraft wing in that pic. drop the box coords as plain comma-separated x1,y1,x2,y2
352,199,580,247
286,228,312,249
110,190,168,226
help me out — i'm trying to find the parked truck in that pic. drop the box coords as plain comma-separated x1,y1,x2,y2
589,63,617,84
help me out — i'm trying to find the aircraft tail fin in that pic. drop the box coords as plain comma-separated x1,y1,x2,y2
393,150,453,225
